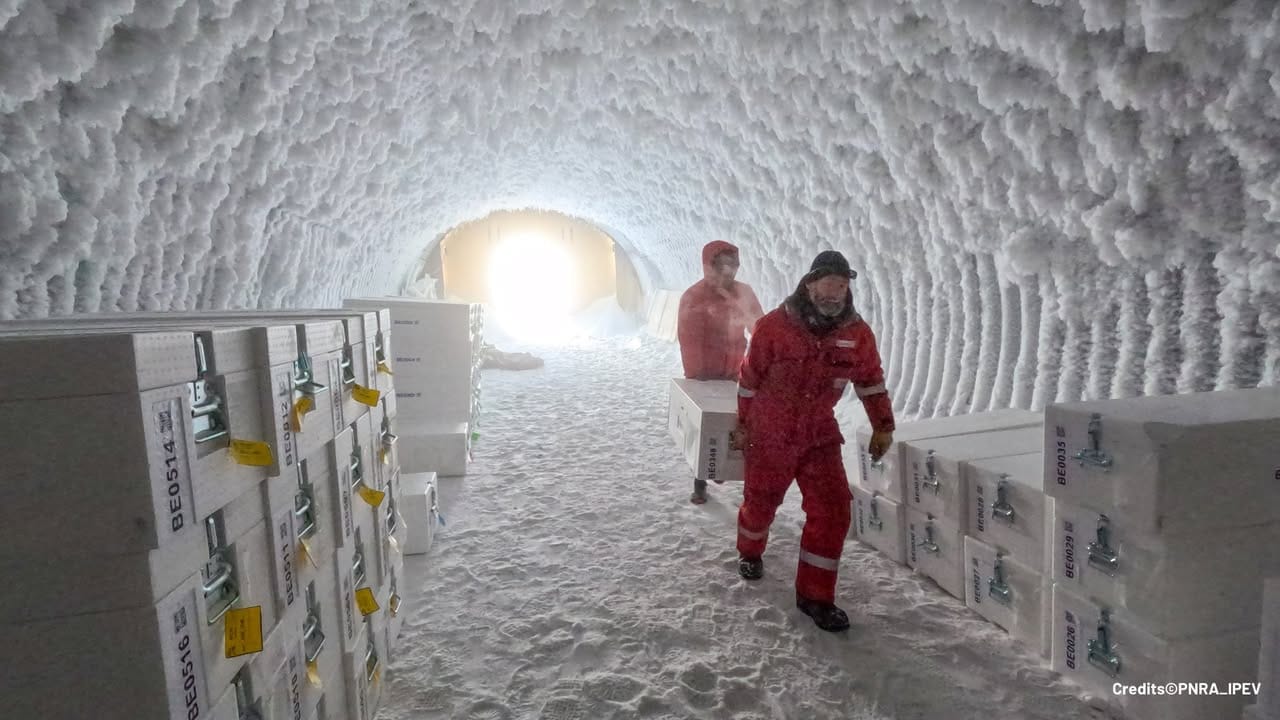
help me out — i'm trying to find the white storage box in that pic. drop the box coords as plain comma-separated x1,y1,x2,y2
668,378,743,484
964,535,1050,658
965,452,1051,574
1053,497,1280,638
846,408,1042,503
300,568,345,715
904,426,1044,528
342,619,382,720
0,329,197,399
906,507,966,600
851,484,907,564
327,428,358,548
1259,578,1280,718
1045,386,1280,535
1052,583,1261,720
402,471,440,555
398,421,470,477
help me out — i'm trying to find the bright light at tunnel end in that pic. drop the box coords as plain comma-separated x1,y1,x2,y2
487,232,579,344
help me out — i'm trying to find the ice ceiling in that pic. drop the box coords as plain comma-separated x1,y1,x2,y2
2,0,1278,414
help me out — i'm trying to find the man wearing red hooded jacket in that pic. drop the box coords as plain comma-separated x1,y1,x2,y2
731,250,895,632
677,240,764,381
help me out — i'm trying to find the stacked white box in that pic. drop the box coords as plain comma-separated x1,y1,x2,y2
964,535,1050,658
344,297,482,478
845,408,1042,504
0,309,406,720
667,378,743,484
1045,387,1280,720
906,507,966,599
401,472,440,556
851,484,907,564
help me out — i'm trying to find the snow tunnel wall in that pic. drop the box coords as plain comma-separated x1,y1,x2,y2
2,1,1279,415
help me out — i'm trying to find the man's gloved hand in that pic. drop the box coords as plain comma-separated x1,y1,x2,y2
868,430,893,462
729,422,748,451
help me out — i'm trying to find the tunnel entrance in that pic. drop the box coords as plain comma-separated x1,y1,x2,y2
422,210,643,342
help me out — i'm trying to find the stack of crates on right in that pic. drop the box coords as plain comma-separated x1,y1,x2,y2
846,408,1042,566
1243,577,1280,719
1044,387,1280,720
344,298,483,477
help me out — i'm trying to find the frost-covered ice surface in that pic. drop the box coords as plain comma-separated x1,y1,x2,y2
378,336,1110,720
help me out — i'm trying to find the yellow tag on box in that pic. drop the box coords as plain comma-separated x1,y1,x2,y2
229,440,274,467
307,660,323,689
357,484,386,507
379,448,389,465
223,606,264,658
298,538,318,569
389,593,401,617
290,396,315,432
352,384,381,407
377,361,393,375
355,587,379,616
386,534,400,554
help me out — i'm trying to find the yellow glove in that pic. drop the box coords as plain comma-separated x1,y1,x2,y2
730,422,749,451
868,430,893,462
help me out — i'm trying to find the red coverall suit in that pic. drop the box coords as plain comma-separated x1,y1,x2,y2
677,240,764,380
735,302,895,604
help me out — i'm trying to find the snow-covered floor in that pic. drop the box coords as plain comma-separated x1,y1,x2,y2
377,334,1108,720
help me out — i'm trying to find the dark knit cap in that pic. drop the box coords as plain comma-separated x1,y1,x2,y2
804,250,857,282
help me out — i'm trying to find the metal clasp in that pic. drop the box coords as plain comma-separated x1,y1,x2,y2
380,412,398,449
373,331,387,366
363,618,380,682
921,450,940,493
988,553,1012,605
202,513,240,624
352,527,367,588
918,519,940,554
303,581,326,664
1087,609,1122,677
339,344,357,386
868,494,884,531
294,459,318,540
1074,413,1113,470
190,336,230,445
232,668,262,720
992,476,1015,523
1088,515,1119,576
293,352,328,395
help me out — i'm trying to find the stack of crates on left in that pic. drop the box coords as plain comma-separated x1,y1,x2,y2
0,307,408,720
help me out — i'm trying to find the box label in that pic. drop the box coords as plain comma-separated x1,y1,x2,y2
1061,520,1076,580
975,483,986,533
1054,425,1069,486
355,587,379,616
276,371,297,468
1063,609,1078,669
273,506,299,611
338,456,355,541
908,523,918,564
972,559,983,605
330,358,345,435
223,605,264,658
161,587,209,720
282,639,305,720
340,567,355,641
152,397,195,540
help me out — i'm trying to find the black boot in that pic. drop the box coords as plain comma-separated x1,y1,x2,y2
738,556,763,580
796,593,850,632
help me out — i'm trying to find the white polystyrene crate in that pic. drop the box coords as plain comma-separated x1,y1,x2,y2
851,484,907,564
668,378,743,484
300,562,344,716
1045,386,1280,536
0,572,220,720
402,471,440,556
1259,578,1280,718
328,429,358,549
1053,497,1280,638
964,535,1050,658
0,467,265,624
965,452,1051,574
263,475,304,623
904,426,1044,530
0,383,201,555
0,329,198,400
846,408,1043,503
295,455,337,591
906,507,966,600
1052,583,1261,720
398,422,470,477
332,540,361,654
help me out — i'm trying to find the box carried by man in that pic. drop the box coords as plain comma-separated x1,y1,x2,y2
668,378,744,498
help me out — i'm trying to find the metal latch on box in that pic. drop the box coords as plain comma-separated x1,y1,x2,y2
352,528,367,588
189,336,230,445
232,668,263,720
1088,609,1122,677
917,520,940,554
202,513,240,625
364,620,380,682
868,495,884,531
380,413,398,450
293,352,328,396
385,494,398,535
295,459,318,541
992,476,1015,523
303,582,326,664
922,450,940,493
339,345,356,386
1074,413,1113,470
1088,515,1119,576
989,554,1012,605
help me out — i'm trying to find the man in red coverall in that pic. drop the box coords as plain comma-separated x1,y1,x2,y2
730,250,894,632
677,240,764,381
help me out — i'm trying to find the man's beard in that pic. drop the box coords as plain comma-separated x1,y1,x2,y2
814,298,845,317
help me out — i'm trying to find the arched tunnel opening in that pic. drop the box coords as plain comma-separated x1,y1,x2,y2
2,3,1280,719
